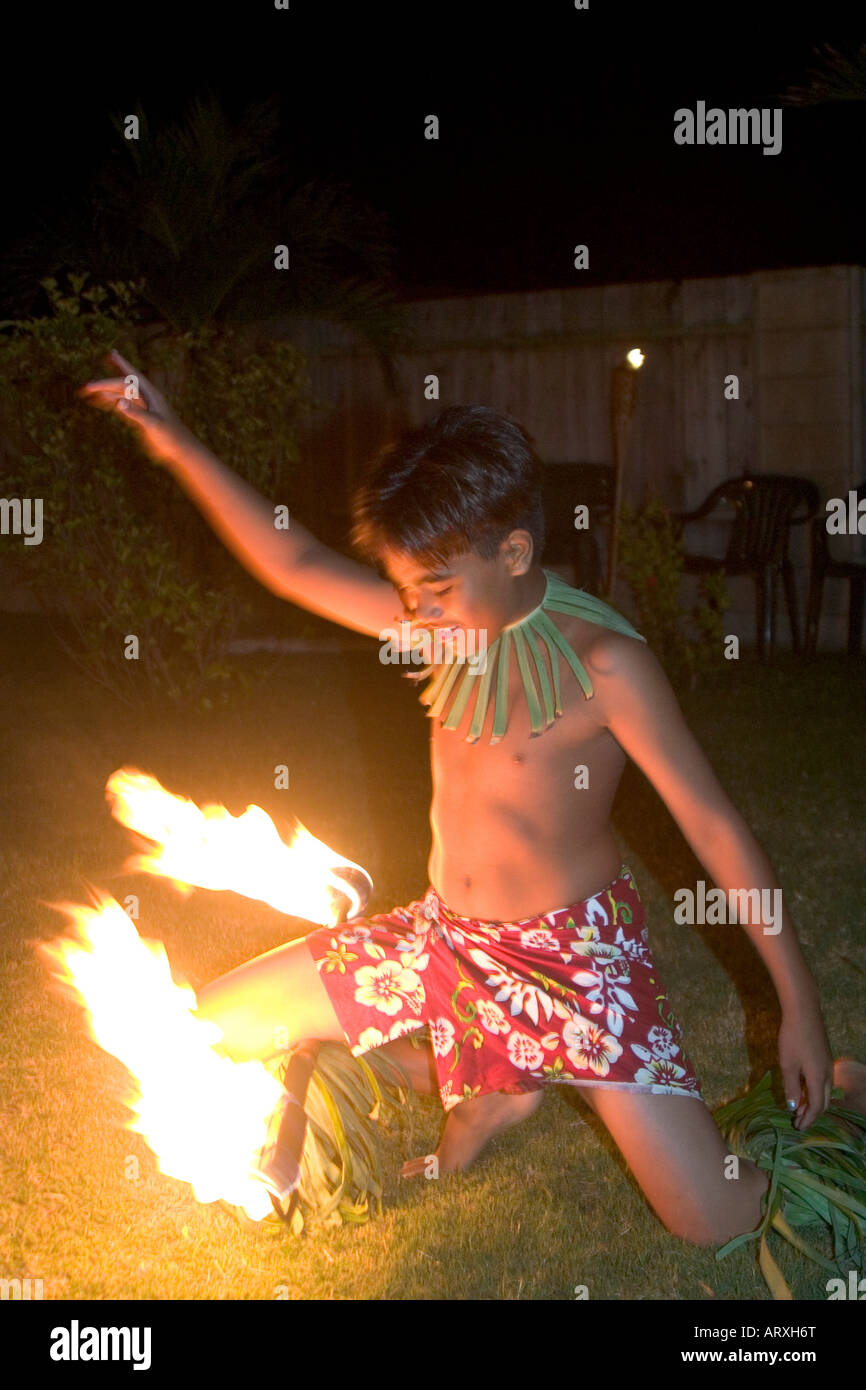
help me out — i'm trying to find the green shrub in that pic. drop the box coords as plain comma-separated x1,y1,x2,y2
617,495,729,691
0,275,320,709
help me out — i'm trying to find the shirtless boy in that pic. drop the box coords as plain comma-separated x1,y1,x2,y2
81,351,865,1247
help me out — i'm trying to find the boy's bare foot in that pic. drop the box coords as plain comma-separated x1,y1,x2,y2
379,1036,545,1174
401,1088,544,1177
833,1057,866,1115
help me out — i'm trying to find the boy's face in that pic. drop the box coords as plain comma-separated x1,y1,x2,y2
380,534,536,645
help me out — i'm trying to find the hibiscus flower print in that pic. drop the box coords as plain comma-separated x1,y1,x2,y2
430,1016,456,1058
646,1026,680,1060
614,926,650,966
506,1031,545,1070
571,945,637,1036
476,924,503,943
562,1016,623,1077
583,897,610,929
357,1026,388,1051
632,1055,697,1092
337,924,372,945
475,998,511,1034
316,940,359,975
389,1017,423,1042
518,926,560,952
353,960,424,1016
435,919,467,951
631,1041,679,1069
468,947,554,1025
574,923,600,943
441,1081,462,1112
571,940,627,978
460,1083,483,1103
492,972,554,1025
393,937,431,973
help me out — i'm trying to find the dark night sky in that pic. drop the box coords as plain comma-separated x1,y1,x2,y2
4,1,864,300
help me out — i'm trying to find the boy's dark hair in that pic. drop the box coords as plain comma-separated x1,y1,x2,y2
350,405,547,568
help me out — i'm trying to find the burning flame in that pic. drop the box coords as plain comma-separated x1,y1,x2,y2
38,894,282,1220
35,772,376,1220
106,768,370,927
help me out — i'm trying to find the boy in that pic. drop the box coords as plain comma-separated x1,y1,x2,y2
81,352,862,1246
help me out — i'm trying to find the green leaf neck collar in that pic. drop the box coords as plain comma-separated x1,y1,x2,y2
412,568,646,744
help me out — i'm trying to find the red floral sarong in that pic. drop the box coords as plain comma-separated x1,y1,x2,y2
303,865,704,1112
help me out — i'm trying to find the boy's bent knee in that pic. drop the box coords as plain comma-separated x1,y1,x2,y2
194,941,347,1061
663,1163,769,1248
665,1215,733,1248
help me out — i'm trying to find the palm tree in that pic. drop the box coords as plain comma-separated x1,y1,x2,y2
776,42,866,268
1,92,414,390
779,41,866,106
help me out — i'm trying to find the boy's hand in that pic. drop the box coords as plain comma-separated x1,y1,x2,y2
778,1001,834,1131
78,350,187,466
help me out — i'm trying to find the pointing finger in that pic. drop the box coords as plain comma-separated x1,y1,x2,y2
79,390,123,412
106,349,136,373
78,379,125,396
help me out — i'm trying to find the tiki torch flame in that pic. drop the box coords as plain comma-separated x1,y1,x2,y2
35,771,374,1219
106,768,372,926
38,894,283,1220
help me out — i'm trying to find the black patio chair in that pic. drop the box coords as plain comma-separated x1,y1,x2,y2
672,474,819,659
805,479,866,657
541,462,615,593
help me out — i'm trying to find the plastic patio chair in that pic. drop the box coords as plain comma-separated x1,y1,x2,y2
541,462,615,593
672,474,819,659
805,479,866,657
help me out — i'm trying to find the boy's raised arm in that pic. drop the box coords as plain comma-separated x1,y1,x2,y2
79,352,400,638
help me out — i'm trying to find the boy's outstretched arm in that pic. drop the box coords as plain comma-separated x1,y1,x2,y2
586,631,834,1129
79,352,400,638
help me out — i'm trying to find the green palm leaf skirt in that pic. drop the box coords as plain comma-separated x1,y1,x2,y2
226,1037,418,1236
714,1070,866,1299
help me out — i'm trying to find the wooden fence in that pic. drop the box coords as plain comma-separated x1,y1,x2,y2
263,263,865,649
2,264,863,648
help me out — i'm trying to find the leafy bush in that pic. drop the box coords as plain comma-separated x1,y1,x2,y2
0,275,319,709
617,495,729,691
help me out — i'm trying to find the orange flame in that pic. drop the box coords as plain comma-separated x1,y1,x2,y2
38,893,282,1220
106,768,369,926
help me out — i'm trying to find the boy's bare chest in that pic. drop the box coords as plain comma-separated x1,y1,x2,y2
427,620,612,778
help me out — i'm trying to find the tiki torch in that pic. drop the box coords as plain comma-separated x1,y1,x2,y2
606,348,646,600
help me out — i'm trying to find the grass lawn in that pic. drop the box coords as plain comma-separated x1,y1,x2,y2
1,615,864,1301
